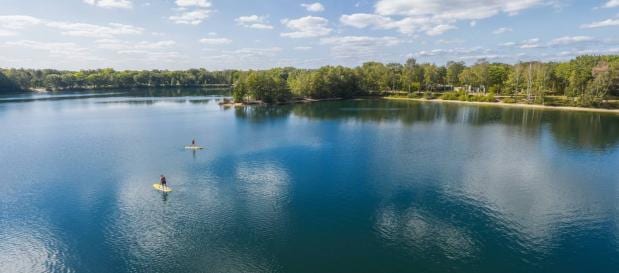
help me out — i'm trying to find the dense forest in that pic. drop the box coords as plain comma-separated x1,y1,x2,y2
233,55,619,107
0,70,21,93
0,68,235,91
1,55,618,107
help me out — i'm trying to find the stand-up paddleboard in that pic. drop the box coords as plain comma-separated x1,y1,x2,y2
184,145,204,150
153,183,172,192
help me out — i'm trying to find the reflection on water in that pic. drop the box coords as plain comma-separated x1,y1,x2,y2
375,205,478,262
235,100,619,152
127,87,231,98
235,161,290,237
234,105,293,123
0,87,230,104
0,225,72,273
0,94,618,272
97,98,213,105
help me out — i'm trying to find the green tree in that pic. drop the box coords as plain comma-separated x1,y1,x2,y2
446,61,465,86
43,74,64,90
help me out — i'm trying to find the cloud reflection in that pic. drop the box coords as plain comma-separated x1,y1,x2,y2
449,125,612,252
375,205,478,261
0,225,70,273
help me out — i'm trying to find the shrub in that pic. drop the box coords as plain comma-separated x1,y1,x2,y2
502,97,517,104
407,92,423,99
439,92,460,100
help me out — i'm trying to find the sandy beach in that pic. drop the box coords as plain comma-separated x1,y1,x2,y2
383,97,619,115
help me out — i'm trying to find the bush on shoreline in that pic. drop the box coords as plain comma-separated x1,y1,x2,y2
439,91,496,102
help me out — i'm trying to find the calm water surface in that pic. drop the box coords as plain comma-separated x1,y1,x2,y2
1,90,618,273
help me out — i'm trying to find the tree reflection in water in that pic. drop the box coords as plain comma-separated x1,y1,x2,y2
234,99,619,152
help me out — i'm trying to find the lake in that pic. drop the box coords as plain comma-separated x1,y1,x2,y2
1,89,618,273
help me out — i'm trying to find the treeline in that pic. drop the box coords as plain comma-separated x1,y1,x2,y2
2,55,618,107
0,71,21,93
0,68,235,91
233,66,366,102
233,55,619,107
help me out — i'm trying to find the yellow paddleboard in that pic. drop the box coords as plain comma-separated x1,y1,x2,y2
184,145,204,150
153,183,172,192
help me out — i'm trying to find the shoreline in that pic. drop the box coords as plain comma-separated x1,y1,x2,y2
383,97,619,115
219,97,345,107
26,85,232,93
220,95,619,115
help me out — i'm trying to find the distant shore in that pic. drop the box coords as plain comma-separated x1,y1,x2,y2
218,97,345,107
221,95,619,115
383,97,619,114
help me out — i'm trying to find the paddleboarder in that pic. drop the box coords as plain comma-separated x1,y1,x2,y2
160,175,168,189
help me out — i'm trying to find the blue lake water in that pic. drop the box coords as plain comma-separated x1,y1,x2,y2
1,90,618,272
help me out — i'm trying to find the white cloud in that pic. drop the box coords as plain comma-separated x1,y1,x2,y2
230,47,282,56
115,50,184,63
412,47,507,62
4,40,99,60
320,36,399,59
340,13,455,36
174,0,211,8
294,46,312,50
415,49,451,56
492,27,512,34
0,15,42,29
340,13,393,28
198,37,232,45
549,36,594,46
426,24,456,36
95,39,176,50
519,38,541,48
45,21,143,38
201,47,283,68
0,29,17,36
301,2,325,12
0,15,143,39
83,0,132,9
169,10,210,25
500,36,595,49
580,18,619,28
375,0,544,19
413,47,489,57
0,15,144,38
320,36,399,46
604,0,619,8
340,0,543,36
436,39,464,45
235,15,274,30
501,38,541,49
281,16,332,38
169,0,211,25
459,54,505,60
557,47,619,58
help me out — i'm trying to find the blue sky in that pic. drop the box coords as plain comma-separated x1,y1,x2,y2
0,0,618,70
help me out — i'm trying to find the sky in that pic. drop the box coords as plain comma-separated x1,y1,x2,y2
0,0,618,70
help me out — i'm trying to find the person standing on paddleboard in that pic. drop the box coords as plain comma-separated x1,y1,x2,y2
192,138,196,146
160,175,167,189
